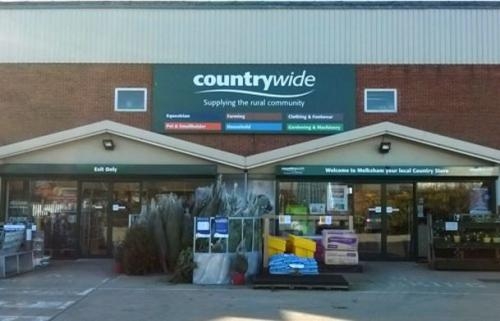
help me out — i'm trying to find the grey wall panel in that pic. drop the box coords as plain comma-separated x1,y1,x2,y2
0,8,499,64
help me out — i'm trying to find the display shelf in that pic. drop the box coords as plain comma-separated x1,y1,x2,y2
261,214,354,269
0,251,34,278
427,214,500,271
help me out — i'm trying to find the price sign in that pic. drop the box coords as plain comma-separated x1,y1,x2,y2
278,215,292,224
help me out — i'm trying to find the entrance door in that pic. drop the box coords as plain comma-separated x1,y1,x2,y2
111,182,141,246
80,182,110,256
80,181,142,257
385,183,413,259
354,183,414,259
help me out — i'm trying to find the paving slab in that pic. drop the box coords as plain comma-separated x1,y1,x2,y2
1,259,500,321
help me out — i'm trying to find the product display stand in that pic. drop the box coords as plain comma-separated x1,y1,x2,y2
261,214,354,269
0,251,34,278
428,214,500,270
0,226,34,278
254,214,350,290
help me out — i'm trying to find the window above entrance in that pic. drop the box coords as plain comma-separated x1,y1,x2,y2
364,88,397,113
114,88,147,112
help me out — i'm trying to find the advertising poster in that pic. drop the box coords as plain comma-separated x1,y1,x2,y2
195,217,211,238
469,187,490,215
327,184,349,212
213,217,229,238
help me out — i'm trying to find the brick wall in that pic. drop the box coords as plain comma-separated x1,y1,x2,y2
0,64,152,145
1,64,499,155
357,65,500,150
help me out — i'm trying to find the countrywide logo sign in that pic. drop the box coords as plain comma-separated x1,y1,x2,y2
192,70,316,98
153,64,355,134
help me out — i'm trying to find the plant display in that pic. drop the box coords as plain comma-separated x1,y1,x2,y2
229,240,248,285
139,194,188,273
122,225,159,275
131,175,273,282
230,253,248,274
170,247,197,283
493,232,500,243
113,241,124,263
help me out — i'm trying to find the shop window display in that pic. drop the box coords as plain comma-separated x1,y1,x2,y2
31,180,78,258
422,181,500,270
6,180,30,220
278,181,350,236
416,181,493,220
142,178,214,215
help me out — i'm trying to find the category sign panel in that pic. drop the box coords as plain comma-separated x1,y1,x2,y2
153,64,355,134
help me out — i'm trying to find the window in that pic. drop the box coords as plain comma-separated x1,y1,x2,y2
364,89,397,113
278,181,352,236
114,88,147,112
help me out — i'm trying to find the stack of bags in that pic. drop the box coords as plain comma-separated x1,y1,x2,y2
269,253,318,275
322,229,359,265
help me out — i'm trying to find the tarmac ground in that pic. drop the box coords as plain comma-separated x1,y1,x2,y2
1,259,500,321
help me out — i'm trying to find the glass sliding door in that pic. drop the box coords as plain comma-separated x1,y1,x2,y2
353,183,414,260
111,182,141,246
80,182,110,256
385,183,413,259
353,184,382,258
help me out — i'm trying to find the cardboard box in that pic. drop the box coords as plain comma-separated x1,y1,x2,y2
322,229,358,251
324,250,359,265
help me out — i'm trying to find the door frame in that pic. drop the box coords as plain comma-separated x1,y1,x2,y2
379,182,416,260
78,180,113,257
78,180,143,258
355,181,417,260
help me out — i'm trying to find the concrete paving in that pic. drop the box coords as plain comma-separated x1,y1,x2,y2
1,259,500,321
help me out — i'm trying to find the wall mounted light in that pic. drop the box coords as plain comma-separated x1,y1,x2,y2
379,142,391,154
102,139,115,151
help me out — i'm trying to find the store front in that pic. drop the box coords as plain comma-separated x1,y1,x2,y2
275,175,497,261
1,120,499,264
2,171,217,258
0,121,246,259
247,122,500,262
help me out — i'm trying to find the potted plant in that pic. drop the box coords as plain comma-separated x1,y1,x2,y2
113,241,124,274
482,233,492,244
493,232,500,244
230,252,248,285
170,247,197,283
452,233,461,244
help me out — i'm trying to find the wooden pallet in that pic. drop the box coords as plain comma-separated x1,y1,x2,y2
252,273,349,290
319,263,363,273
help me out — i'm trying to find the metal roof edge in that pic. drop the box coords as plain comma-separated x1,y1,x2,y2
0,120,246,169
384,124,500,164
0,120,498,171
245,122,500,169
1,1,500,10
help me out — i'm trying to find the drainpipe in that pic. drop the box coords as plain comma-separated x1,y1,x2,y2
243,169,248,198
496,168,500,214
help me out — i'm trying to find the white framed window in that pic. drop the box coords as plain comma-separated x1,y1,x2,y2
114,88,147,112
364,89,397,113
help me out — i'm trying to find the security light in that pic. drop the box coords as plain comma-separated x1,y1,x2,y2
379,142,391,154
102,139,115,151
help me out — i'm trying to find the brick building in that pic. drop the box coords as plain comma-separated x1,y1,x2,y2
0,1,499,262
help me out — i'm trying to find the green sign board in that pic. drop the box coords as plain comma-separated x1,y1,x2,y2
277,166,499,177
0,164,217,176
153,64,355,134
